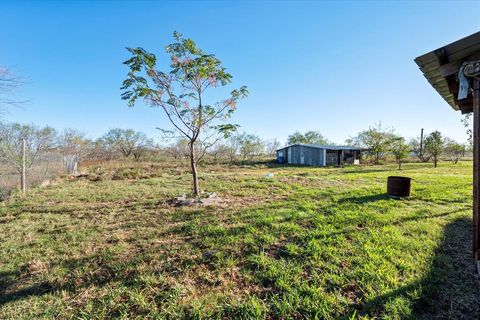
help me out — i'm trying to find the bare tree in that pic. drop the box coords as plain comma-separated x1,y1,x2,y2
409,137,431,163
0,122,56,189
0,66,26,115
92,137,116,161
226,133,242,164
57,129,91,174
165,138,188,161
101,128,152,159
209,143,230,163
132,141,155,161
265,138,282,155
238,133,264,164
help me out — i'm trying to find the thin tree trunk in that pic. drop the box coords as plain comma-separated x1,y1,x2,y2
21,139,26,193
189,142,199,197
434,156,438,168
398,160,401,170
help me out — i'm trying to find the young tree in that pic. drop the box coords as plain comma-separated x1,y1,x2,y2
346,123,395,165
424,131,444,168
287,130,329,145
444,138,464,164
0,122,56,190
238,133,264,164
390,136,410,170
122,32,247,196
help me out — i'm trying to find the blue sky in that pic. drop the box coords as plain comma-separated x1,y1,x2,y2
1,0,479,144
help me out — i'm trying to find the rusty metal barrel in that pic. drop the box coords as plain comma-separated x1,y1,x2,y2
387,176,411,198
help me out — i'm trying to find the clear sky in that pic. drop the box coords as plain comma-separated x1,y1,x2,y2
1,0,479,144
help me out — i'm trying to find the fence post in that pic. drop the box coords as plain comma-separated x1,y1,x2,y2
21,139,26,193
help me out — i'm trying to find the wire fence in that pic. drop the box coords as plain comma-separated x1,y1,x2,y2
0,151,64,197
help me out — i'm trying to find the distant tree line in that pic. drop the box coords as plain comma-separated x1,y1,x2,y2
0,119,470,188
0,123,161,189
165,132,276,165
345,122,469,168
0,119,284,191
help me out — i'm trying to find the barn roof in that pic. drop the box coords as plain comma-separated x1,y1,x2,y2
278,144,363,151
415,31,480,113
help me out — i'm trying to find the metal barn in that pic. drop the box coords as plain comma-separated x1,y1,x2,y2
276,144,362,167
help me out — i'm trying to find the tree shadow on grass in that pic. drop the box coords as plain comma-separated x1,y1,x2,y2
0,247,181,308
347,217,480,319
338,193,391,204
0,255,108,306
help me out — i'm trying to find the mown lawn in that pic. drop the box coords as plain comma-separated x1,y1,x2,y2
1,161,479,319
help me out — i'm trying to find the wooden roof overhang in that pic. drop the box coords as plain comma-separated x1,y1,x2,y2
416,31,480,268
415,31,480,113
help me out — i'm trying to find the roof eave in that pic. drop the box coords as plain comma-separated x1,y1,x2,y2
415,31,480,113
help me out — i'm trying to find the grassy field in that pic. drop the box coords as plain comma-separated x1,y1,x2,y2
1,161,479,319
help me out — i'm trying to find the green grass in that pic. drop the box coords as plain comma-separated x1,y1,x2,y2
1,161,479,319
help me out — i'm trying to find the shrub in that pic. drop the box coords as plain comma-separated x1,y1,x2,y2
0,187,11,201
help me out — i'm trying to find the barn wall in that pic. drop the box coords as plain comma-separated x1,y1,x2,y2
289,145,301,164
286,146,325,166
282,145,360,167
303,146,323,166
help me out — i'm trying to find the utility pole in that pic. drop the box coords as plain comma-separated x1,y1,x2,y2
21,139,26,193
